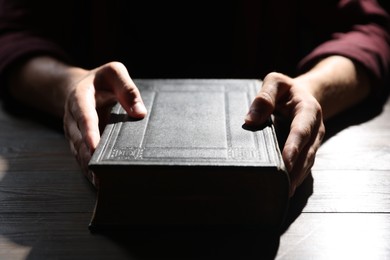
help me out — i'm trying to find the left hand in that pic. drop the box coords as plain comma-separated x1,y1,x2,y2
63,62,147,184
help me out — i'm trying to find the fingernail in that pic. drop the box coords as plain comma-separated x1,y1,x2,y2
131,102,147,117
245,109,263,124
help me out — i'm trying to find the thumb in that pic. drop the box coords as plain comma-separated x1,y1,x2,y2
245,72,292,126
94,62,147,118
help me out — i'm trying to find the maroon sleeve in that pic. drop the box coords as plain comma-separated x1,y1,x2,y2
0,1,70,92
299,0,390,88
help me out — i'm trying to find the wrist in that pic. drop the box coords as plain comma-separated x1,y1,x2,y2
8,56,88,117
293,55,371,119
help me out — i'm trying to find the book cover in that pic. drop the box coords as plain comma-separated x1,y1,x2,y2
88,79,289,231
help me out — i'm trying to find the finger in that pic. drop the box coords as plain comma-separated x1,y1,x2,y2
64,102,82,155
286,106,324,195
245,72,292,125
282,97,322,172
68,87,101,154
95,90,118,131
78,141,93,180
94,62,147,118
64,104,94,179
289,122,325,196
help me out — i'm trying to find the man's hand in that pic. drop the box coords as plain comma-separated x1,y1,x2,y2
245,72,325,196
63,62,147,184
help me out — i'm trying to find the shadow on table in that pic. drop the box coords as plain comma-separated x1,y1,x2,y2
84,172,313,260
94,227,281,260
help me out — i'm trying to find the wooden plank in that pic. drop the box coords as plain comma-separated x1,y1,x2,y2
315,98,390,171
0,103,96,214
0,171,95,213
0,212,278,260
314,133,390,170
1,212,389,259
0,213,128,260
303,170,390,213
277,213,390,260
0,116,75,172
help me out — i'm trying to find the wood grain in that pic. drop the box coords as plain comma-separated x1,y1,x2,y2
276,213,390,260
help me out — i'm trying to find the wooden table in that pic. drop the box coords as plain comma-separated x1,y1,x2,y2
1,95,390,260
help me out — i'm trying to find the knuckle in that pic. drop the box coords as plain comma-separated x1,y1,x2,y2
75,114,88,130
264,72,285,82
300,98,319,112
255,91,275,108
102,61,127,77
318,123,326,142
96,61,129,87
263,72,292,89
291,124,311,140
307,147,317,161
283,143,300,158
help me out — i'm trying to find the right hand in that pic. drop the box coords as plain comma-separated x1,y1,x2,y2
63,62,147,184
245,72,325,196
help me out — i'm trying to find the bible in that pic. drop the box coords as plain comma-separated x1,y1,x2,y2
88,79,289,231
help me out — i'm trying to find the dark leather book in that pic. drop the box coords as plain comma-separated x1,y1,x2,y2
88,79,289,231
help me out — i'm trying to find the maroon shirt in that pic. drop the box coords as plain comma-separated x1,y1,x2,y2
0,0,389,90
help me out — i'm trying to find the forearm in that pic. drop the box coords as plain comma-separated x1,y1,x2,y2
7,56,87,117
294,55,371,120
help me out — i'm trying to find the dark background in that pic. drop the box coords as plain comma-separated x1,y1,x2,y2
378,0,390,14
